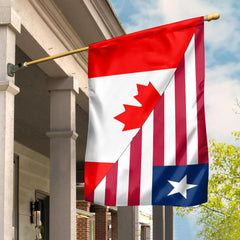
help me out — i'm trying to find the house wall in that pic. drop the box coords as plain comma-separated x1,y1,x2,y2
8,1,126,239
14,141,50,240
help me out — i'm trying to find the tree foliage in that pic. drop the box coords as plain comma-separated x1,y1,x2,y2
176,131,240,240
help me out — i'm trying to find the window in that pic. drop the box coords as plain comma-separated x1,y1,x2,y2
35,190,49,240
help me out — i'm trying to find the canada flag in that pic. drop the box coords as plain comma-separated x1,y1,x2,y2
85,17,209,207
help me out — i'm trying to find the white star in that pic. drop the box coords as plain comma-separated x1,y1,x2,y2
168,175,197,199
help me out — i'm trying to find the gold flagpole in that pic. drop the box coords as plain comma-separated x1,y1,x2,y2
25,46,89,67
7,46,89,77
7,13,219,77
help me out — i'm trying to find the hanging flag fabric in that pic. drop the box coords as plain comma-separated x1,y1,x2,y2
85,16,208,207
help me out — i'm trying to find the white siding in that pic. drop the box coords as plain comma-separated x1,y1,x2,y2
15,141,50,240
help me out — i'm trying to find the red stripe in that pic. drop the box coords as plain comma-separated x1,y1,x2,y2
86,191,94,203
105,162,118,206
89,18,201,78
84,162,114,199
153,95,164,166
195,18,208,164
175,57,187,165
128,129,142,205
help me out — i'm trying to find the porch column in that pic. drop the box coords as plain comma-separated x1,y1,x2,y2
111,211,118,240
165,206,173,240
47,77,79,240
118,206,139,240
95,206,108,240
0,3,20,240
153,206,164,240
153,206,173,240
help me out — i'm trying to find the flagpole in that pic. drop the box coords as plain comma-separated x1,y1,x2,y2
7,46,89,77
25,46,89,67
7,13,219,77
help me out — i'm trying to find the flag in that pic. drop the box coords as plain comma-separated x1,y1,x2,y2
85,16,208,207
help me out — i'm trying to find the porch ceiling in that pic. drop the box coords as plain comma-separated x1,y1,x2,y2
53,0,125,45
53,0,105,46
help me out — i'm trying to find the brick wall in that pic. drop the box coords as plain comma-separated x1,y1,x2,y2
95,206,108,240
76,201,90,240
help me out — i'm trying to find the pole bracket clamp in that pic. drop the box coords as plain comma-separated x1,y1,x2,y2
7,63,27,77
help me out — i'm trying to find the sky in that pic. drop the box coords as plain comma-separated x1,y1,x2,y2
109,0,240,239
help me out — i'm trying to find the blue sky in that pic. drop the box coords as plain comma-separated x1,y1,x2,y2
110,0,240,239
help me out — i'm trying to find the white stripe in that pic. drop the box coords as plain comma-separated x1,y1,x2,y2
140,111,153,205
94,177,106,205
116,145,130,206
185,35,198,165
164,75,176,166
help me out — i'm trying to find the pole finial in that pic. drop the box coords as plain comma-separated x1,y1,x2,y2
204,13,220,21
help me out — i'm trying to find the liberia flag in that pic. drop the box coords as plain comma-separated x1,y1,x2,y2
85,16,208,207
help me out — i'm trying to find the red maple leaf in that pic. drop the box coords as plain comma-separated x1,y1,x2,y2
114,82,161,131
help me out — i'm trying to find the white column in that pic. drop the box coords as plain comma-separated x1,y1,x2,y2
0,3,20,240
47,77,78,240
165,206,173,240
118,206,139,240
153,205,173,240
153,206,164,240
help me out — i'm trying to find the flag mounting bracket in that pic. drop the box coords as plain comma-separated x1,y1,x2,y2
7,13,219,77
7,63,27,77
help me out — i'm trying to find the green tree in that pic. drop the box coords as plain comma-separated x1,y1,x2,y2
177,131,240,240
